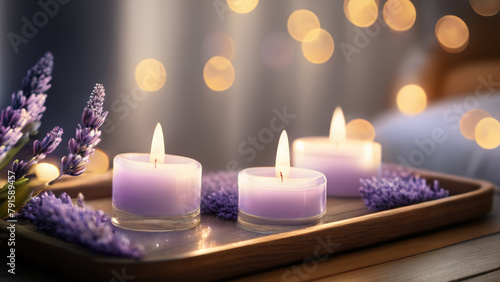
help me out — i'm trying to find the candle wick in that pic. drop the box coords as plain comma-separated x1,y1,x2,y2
280,171,283,183
155,158,157,169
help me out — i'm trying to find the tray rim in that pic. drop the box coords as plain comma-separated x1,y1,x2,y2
0,169,495,280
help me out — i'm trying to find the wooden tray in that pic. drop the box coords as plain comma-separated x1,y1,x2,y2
0,170,494,281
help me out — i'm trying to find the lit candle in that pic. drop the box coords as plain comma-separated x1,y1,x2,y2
292,107,381,197
112,123,202,231
238,130,327,233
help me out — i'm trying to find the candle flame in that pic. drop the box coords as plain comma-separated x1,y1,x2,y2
329,106,346,142
275,130,290,180
150,123,165,164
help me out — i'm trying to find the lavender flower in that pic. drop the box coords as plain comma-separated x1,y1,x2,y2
201,171,239,220
0,52,53,162
18,191,143,258
61,84,108,177
21,51,54,96
11,126,63,180
25,94,47,123
0,107,29,162
359,175,449,211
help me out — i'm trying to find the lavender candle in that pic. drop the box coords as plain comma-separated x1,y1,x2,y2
112,123,201,231
292,107,381,197
238,131,327,233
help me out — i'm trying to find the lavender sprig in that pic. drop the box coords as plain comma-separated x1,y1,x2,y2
0,52,53,163
21,51,54,97
60,84,108,178
10,126,63,180
18,192,143,258
359,175,449,211
201,171,239,220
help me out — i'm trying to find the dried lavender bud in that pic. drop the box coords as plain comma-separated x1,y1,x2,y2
359,175,449,211
201,171,239,220
18,192,143,258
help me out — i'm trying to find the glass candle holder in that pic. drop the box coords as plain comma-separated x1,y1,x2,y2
293,137,381,197
238,167,327,233
112,153,201,231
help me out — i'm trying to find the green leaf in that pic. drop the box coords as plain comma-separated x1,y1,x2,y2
0,178,34,219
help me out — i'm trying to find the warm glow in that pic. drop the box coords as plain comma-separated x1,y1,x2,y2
383,0,416,31
397,84,427,115
203,56,235,92
435,15,469,53
330,107,347,142
470,0,500,16
275,130,290,179
363,143,373,163
227,0,259,14
346,119,376,141
135,59,167,92
202,31,235,61
301,28,334,64
35,163,60,182
86,148,110,174
475,117,500,149
150,123,165,164
287,9,321,42
460,109,491,140
344,0,379,28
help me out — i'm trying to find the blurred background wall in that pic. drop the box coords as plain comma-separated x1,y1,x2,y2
1,0,499,180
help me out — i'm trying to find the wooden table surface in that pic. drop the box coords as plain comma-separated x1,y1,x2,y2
2,188,500,281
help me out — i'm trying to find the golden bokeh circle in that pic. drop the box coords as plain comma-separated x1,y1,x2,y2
475,117,500,149
459,109,491,140
435,15,469,53
301,28,334,64
346,119,376,141
203,56,235,92
227,0,259,14
396,84,427,115
135,59,167,92
87,148,110,174
287,9,321,42
469,0,500,16
383,0,416,31
344,0,379,28
35,163,60,182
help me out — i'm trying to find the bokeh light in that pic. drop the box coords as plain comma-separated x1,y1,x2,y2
301,28,334,64
287,9,321,42
203,56,235,92
227,0,259,14
344,0,379,28
346,119,376,141
383,0,416,31
469,0,500,16
435,15,469,53
396,84,427,115
135,59,167,92
460,109,491,140
261,31,294,70
202,31,235,61
475,117,500,149
86,148,110,174
35,163,60,182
